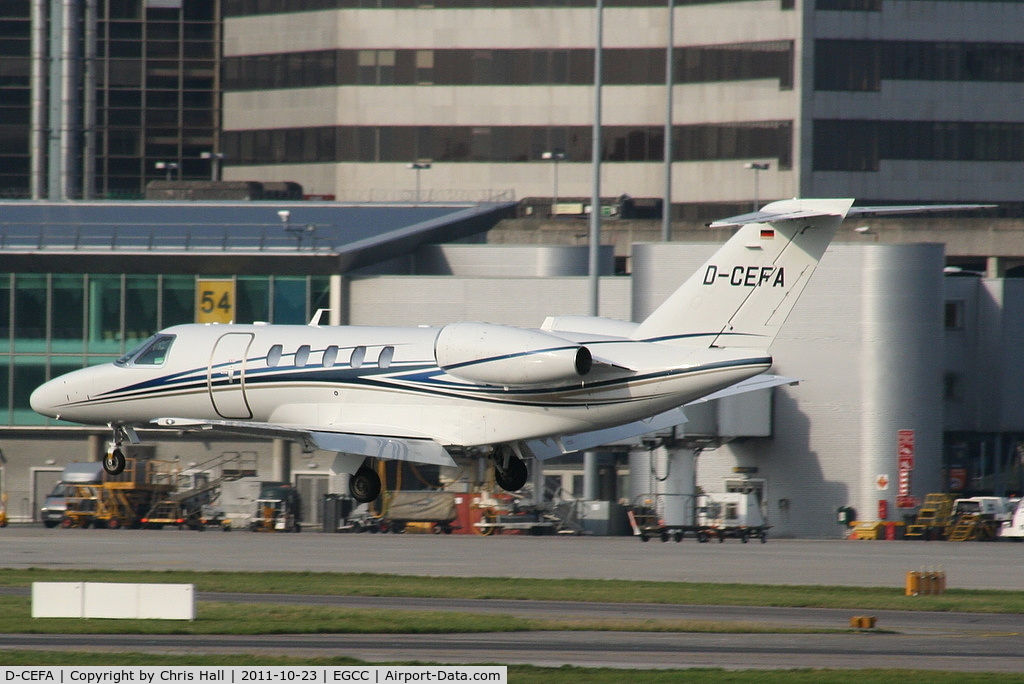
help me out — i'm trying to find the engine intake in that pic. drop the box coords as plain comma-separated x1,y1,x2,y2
435,321,592,387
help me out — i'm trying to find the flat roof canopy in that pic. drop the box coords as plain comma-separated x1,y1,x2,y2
0,200,517,274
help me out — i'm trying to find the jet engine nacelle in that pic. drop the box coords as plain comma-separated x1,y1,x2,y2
435,321,592,386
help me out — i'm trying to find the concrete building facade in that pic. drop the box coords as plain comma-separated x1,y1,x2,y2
220,0,1024,217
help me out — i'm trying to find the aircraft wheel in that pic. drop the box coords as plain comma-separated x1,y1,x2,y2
103,448,127,476
494,453,528,492
349,466,382,503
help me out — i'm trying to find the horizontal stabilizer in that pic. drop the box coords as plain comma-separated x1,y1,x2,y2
150,417,456,467
847,204,996,217
708,206,847,229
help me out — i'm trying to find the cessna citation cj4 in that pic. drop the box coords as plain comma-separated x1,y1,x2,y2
30,199,988,503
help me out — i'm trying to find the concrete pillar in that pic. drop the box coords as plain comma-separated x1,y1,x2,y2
271,439,292,483
658,446,696,528
531,457,545,505
86,433,104,461
583,450,599,501
859,245,945,521
628,445,697,527
987,256,1005,279
329,274,345,326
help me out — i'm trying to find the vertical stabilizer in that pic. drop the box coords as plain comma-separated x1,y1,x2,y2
631,199,854,348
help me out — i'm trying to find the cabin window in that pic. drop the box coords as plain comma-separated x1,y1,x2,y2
350,346,366,368
323,345,338,367
295,344,311,367
378,346,395,369
266,344,283,367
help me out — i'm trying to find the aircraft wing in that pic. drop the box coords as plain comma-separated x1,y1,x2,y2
149,418,457,467
684,373,799,404
524,408,688,460
524,374,798,459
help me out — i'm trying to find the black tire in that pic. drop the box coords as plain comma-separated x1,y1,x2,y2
103,448,127,476
494,454,528,492
349,466,382,503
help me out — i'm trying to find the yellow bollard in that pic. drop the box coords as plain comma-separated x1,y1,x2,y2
905,570,921,596
906,568,947,596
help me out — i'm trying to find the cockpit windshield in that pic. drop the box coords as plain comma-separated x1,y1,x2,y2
114,334,176,367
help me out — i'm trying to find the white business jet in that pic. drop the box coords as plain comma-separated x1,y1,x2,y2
29,198,984,502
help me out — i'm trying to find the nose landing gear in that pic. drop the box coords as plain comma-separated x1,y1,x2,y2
103,424,139,476
103,446,126,476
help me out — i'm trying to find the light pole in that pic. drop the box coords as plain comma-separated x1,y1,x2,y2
407,161,432,203
155,161,179,181
201,151,225,181
744,162,769,212
541,150,565,217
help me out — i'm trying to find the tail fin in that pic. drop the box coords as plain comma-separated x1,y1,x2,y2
631,198,854,348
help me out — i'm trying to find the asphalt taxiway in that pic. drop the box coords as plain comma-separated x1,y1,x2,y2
2,525,1021,588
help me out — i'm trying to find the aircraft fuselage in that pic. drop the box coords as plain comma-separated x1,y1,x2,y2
31,322,771,448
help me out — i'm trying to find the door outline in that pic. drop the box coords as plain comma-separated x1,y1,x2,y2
209,333,254,419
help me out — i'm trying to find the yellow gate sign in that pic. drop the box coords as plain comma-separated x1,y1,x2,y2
196,279,236,323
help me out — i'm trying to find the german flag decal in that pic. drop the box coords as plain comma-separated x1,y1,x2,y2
760,228,775,239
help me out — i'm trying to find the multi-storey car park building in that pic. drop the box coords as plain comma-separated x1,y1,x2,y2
3,1,1023,214
220,0,1024,217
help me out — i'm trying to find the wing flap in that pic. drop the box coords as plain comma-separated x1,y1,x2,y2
525,408,688,460
150,417,456,467
684,373,799,404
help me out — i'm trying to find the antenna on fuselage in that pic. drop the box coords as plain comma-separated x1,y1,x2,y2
308,309,330,326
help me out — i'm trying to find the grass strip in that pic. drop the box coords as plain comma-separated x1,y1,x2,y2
0,597,847,635
3,568,1022,614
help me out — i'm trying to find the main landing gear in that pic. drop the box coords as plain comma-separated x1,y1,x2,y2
349,463,382,503
492,445,528,492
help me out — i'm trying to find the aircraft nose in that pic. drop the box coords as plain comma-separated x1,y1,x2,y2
30,377,66,418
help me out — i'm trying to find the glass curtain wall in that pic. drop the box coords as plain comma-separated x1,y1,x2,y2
1,273,331,425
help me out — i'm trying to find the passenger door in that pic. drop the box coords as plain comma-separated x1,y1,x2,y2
208,333,254,419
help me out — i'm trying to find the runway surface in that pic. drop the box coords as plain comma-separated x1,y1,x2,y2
3,526,1024,671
